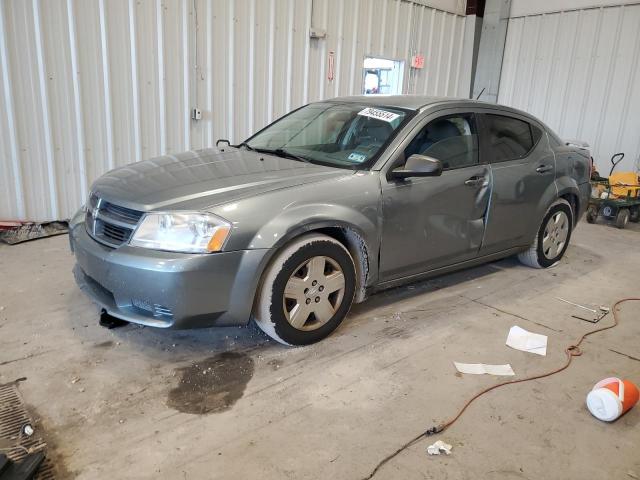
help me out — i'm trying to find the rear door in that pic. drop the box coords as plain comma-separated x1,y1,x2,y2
478,112,555,254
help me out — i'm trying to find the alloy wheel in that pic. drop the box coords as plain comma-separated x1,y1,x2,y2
282,256,346,331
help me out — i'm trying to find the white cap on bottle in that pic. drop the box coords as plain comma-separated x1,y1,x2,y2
586,388,623,422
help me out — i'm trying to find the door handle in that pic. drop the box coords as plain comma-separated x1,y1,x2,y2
464,176,486,187
536,165,553,173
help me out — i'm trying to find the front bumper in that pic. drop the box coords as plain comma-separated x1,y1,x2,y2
70,222,269,328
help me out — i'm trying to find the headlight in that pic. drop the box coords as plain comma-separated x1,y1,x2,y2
130,212,231,253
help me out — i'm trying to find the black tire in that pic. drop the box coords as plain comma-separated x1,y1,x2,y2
615,209,629,229
253,234,356,346
518,199,573,269
629,208,640,223
586,206,598,224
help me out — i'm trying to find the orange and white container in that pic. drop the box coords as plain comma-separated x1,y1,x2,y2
586,377,639,422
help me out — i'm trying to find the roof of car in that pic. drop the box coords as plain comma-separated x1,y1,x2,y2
329,95,468,110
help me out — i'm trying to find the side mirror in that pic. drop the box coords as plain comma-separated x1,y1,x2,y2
390,154,443,179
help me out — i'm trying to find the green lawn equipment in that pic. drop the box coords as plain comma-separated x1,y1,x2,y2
586,153,640,229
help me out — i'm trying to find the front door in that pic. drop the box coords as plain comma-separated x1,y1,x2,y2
379,112,491,282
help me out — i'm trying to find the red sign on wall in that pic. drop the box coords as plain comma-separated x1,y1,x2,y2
411,54,425,69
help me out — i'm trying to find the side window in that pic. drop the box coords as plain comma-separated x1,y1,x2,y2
484,114,536,162
403,114,479,170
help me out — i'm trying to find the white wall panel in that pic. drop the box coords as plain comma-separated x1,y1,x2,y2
499,4,640,173
0,0,471,221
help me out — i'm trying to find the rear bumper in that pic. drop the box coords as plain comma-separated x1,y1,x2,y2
70,222,269,328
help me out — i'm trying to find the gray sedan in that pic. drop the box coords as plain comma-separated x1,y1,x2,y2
69,96,590,345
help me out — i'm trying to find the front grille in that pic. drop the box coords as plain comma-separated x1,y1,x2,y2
86,194,144,248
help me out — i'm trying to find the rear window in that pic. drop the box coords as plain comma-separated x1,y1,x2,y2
485,114,536,162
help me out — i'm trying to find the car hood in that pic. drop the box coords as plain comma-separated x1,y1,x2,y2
91,148,352,211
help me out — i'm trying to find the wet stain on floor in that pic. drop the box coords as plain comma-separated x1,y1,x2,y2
167,352,254,414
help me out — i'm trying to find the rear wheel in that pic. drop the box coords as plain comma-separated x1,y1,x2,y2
615,209,630,229
629,208,639,223
518,199,573,269
253,234,356,346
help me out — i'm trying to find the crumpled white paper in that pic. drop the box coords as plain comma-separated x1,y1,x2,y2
427,440,452,455
454,362,515,376
506,325,547,356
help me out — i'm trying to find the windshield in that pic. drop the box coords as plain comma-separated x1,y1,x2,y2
245,102,412,168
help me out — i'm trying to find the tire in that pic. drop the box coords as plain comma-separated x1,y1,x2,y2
629,208,639,223
615,209,629,229
518,199,573,269
253,234,356,346
586,205,598,224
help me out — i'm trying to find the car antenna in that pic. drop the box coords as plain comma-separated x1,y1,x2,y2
475,87,485,101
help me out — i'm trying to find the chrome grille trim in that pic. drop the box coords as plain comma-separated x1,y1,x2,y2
85,194,144,248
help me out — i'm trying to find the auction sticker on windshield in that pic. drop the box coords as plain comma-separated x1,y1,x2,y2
358,107,400,123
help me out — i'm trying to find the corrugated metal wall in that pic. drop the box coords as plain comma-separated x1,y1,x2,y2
0,0,470,222
498,3,640,174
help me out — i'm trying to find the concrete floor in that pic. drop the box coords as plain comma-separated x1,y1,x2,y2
1,221,639,480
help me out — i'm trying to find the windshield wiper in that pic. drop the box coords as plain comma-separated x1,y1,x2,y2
232,141,256,151
254,148,311,163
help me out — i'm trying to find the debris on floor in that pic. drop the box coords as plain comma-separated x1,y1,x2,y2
505,325,547,356
0,221,68,245
586,377,639,422
453,362,515,376
0,381,55,479
426,440,452,456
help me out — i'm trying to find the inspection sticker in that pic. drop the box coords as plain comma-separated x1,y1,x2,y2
348,152,367,162
357,107,400,123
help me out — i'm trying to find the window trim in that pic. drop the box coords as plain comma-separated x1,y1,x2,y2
479,113,543,164
398,112,481,172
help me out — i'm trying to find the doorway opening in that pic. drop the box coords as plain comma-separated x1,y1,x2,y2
362,57,405,95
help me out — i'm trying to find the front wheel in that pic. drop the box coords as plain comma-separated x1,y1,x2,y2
615,209,629,229
253,234,356,346
518,199,573,269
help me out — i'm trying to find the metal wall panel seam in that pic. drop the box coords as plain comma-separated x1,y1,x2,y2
453,15,466,97
302,0,311,103
0,0,25,218
412,6,425,93
392,0,401,57
558,10,583,133
592,6,624,153
423,8,436,94
348,0,360,94
247,0,255,132
525,15,544,112
542,12,562,119
267,0,275,121
365,0,373,55
318,0,329,100
32,0,58,218
156,0,167,153
379,0,388,55
182,0,191,148
66,0,88,201
511,17,527,107
403,2,413,92
285,0,294,111
443,12,456,96
433,11,446,95
128,0,142,163
576,8,603,138
226,0,234,141
614,9,640,153
98,0,114,171
333,0,344,98
205,0,213,146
